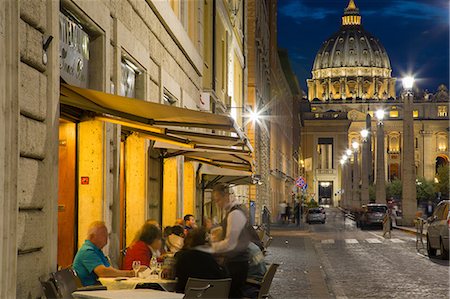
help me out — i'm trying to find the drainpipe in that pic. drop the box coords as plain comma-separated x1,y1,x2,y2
212,0,216,93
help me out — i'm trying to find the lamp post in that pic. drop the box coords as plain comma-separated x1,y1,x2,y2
340,155,349,208
401,76,417,226
352,141,360,210
346,149,353,209
375,110,386,204
360,129,370,205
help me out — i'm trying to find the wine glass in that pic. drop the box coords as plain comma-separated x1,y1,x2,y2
150,257,158,276
132,260,141,278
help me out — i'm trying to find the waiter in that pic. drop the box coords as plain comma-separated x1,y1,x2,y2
211,184,250,298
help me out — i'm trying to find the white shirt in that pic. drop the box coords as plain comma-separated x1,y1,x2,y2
212,200,247,254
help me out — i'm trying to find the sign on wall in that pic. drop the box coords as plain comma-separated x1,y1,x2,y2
59,13,89,88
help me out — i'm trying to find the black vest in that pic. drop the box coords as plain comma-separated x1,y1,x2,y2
221,204,250,262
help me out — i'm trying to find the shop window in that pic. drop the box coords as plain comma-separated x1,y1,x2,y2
438,106,448,117
413,110,419,118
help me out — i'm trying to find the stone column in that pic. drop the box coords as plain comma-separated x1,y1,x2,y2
375,122,386,203
361,139,370,205
352,150,360,209
366,114,373,183
401,90,417,226
421,130,435,180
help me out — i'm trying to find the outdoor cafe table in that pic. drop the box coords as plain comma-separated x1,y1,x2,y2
98,277,177,292
72,289,184,299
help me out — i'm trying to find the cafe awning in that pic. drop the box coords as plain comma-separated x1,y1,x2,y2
60,83,254,172
198,164,255,188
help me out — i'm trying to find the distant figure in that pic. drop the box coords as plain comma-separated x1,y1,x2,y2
285,203,292,224
183,214,197,235
426,201,434,218
294,202,301,226
279,201,287,224
382,211,392,239
73,221,136,286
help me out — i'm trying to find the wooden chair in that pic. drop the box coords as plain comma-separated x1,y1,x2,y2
183,278,232,299
246,263,279,299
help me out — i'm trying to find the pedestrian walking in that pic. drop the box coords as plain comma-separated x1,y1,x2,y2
279,201,287,224
382,210,391,239
285,203,292,224
294,202,300,226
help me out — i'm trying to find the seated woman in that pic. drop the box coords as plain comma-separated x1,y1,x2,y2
123,223,162,270
174,227,227,293
166,225,185,253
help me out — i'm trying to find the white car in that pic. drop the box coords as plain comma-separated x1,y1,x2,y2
307,208,326,224
427,200,449,259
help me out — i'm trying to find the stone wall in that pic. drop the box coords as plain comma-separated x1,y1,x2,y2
17,0,59,297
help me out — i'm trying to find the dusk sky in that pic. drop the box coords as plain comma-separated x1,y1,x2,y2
277,0,449,93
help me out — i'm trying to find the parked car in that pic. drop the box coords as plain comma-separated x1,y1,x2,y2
358,204,388,229
307,208,326,224
426,200,449,259
318,206,326,219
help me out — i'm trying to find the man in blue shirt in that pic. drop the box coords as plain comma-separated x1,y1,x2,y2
73,221,135,286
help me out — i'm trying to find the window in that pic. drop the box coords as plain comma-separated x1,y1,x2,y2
389,110,398,118
438,106,448,117
163,89,177,106
317,138,333,170
413,110,419,118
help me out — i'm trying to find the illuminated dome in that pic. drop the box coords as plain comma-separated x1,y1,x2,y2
307,0,396,101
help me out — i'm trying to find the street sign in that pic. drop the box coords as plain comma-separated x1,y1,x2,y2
296,177,306,188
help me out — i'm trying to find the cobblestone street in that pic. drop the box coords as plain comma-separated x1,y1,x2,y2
265,208,449,299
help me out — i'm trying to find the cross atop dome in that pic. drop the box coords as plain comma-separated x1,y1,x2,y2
342,0,361,26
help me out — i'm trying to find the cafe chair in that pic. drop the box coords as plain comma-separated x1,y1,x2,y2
246,263,279,299
183,278,232,299
52,268,106,298
39,275,59,299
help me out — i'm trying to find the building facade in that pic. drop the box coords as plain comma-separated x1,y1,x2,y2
301,0,449,207
0,0,255,297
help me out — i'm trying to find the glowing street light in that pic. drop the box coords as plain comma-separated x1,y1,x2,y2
248,109,261,123
342,154,348,161
360,129,369,139
375,109,385,121
352,141,359,150
346,149,352,156
340,158,346,165
402,76,415,90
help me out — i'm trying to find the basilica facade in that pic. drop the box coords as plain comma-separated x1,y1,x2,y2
301,0,449,206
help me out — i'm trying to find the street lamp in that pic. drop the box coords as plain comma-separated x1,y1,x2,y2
375,109,386,204
360,129,369,140
351,141,360,209
402,76,415,90
375,109,385,122
248,109,261,123
401,76,417,225
346,149,352,156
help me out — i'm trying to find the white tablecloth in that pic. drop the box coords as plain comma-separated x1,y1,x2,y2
72,289,184,299
99,277,177,291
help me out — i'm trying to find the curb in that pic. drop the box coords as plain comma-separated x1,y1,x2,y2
392,225,426,237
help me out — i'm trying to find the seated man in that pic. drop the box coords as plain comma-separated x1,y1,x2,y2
183,214,196,235
73,221,136,286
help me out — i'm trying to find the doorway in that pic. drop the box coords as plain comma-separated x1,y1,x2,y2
318,181,333,206
58,120,77,268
